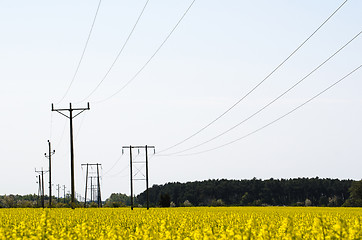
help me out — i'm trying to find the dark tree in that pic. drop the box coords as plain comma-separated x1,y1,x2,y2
137,178,353,207
159,193,171,207
343,180,362,207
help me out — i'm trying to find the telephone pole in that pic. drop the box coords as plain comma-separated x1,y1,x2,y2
122,145,155,210
44,140,55,207
52,102,90,208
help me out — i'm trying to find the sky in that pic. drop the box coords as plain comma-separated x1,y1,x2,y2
0,0,361,200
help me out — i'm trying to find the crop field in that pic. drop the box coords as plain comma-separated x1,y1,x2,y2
0,207,361,239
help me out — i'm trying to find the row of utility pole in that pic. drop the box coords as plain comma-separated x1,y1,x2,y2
39,102,155,210
35,168,67,208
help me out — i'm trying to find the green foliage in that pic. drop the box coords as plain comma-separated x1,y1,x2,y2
105,193,131,207
137,178,353,207
343,180,362,207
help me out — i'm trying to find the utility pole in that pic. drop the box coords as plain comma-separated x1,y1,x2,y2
44,140,55,207
82,163,102,207
52,102,90,208
35,168,48,208
84,163,88,207
63,185,66,203
56,184,60,202
97,164,102,207
36,175,41,207
122,145,155,210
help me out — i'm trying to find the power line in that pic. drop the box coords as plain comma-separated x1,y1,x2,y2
161,30,362,155
93,0,197,104
103,165,129,178
103,154,124,176
77,0,151,103
171,64,362,156
157,0,349,154
56,0,103,104
103,152,141,177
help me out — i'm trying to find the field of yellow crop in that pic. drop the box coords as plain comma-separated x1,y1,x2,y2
0,207,361,239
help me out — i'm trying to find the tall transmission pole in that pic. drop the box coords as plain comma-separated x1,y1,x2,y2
35,168,48,208
44,140,55,207
82,163,102,207
122,145,155,210
52,102,90,208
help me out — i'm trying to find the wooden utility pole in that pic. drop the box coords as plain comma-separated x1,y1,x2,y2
52,102,90,208
96,164,102,207
63,185,66,203
44,140,55,207
84,163,88,207
122,145,155,210
37,175,41,207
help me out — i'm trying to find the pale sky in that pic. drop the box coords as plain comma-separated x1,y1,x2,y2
0,0,361,200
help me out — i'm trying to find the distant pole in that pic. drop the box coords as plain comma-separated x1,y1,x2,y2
41,170,45,208
35,169,48,208
84,163,88,207
57,184,60,202
129,146,133,210
90,177,93,202
63,185,66,203
52,102,90,208
97,164,102,207
145,145,149,210
44,140,55,208
37,175,41,207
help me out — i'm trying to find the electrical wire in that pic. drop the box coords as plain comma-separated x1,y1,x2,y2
77,0,150,103
103,150,141,177
104,165,129,178
75,114,87,142
93,0,197,104
171,64,362,156
157,0,349,154
161,30,362,155
103,154,124,176
56,0,103,104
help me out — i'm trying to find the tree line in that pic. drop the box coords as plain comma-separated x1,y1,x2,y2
1,178,361,208
135,178,361,207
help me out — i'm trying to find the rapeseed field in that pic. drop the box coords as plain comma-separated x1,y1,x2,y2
0,207,360,239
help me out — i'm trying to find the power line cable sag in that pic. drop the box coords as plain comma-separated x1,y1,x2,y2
93,0,197,104
77,0,150,103
56,0,102,104
162,30,362,155
157,0,349,154
166,64,362,156
103,154,124,176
